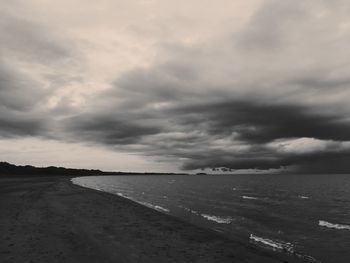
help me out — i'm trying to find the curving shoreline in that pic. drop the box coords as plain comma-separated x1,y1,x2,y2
0,176,303,262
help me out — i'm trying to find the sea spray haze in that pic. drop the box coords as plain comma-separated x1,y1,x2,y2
73,174,350,263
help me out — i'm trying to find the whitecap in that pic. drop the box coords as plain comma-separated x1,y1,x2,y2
241,195,258,200
319,220,350,230
250,234,320,262
249,234,294,253
298,195,309,199
201,214,233,224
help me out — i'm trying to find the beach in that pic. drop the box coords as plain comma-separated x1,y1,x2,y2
0,176,302,263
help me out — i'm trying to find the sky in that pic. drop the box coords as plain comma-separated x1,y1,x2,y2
1,0,350,173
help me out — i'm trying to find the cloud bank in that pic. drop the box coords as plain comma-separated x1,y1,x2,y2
1,0,350,172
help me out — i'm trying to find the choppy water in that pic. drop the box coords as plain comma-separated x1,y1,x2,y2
72,174,350,263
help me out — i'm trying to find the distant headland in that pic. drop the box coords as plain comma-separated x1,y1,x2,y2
0,162,188,177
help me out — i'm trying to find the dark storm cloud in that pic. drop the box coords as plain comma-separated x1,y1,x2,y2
293,156,350,174
172,101,350,143
63,113,163,145
61,6,350,173
64,64,350,172
0,60,49,137
106,63,199,108
0,107,47,138
0,61,46,111
0,11,75,138
181,141,350,171
168,100,350,171
2,0,350,173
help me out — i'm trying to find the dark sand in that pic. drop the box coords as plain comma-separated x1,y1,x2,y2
0,176,303,263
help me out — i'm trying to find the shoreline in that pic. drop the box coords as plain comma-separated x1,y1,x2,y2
0,176,303,262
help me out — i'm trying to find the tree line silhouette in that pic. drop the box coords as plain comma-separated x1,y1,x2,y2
0,162,187,177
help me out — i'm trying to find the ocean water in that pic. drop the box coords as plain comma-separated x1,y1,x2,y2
72,174,350,262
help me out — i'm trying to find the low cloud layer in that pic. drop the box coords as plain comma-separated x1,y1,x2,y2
1,0,350,172
0,57,47,137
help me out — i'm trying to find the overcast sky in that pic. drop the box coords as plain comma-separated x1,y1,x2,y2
1,0,350,173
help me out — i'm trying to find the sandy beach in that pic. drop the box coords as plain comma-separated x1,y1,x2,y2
0,176,302,263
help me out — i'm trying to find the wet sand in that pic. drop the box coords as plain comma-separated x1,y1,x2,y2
0,176,302,262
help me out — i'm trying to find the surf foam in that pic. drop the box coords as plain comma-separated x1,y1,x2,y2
249,234,294,253
250,234,320,262
241,196,258,200
319,220,350,230
138,202,170,213
201,214,233,224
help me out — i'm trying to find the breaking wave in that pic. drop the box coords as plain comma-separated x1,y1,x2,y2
201,214,233,224
154,205,170,213
319,220,350,230
298,195,309,199
138,201,170,213
249,234,294,253
250,234,321,262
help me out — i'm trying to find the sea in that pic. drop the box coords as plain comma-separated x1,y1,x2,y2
72,174,350,263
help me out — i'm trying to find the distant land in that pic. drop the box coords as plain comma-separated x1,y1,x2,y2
0,162,188,177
